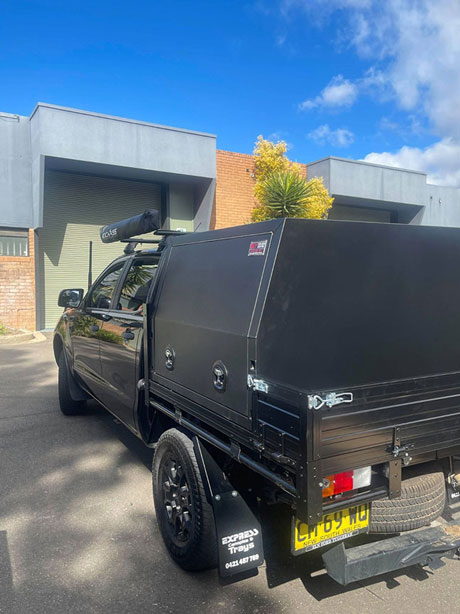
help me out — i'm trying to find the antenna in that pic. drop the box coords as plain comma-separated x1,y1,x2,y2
88,241,93,289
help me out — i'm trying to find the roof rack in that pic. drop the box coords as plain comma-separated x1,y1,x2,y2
120,229,189,254
121,238,160,255
155,229,189,237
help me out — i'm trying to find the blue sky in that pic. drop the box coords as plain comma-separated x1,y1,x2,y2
1,1,459,184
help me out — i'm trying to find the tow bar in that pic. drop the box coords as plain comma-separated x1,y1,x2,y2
322,523,460,585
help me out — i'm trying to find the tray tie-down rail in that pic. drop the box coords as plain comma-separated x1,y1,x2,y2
322,523,460,585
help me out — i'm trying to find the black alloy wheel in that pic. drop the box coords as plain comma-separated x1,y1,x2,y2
152,429,218,571
161,456,193,546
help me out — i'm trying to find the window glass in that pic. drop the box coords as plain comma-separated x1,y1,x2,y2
118,261,158,311
0,229,29,257
87,263,125,309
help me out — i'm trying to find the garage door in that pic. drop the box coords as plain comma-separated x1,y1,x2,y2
328,204,393,222
38,171,162,329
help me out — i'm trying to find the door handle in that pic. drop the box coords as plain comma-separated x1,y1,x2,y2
90,324,99,332
121,329,135,341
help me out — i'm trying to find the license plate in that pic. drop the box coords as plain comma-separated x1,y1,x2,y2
292,502,370,554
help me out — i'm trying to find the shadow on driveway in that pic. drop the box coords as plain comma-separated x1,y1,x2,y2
0,338,454,614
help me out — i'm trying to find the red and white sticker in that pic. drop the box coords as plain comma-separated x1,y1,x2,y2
248,240,267,256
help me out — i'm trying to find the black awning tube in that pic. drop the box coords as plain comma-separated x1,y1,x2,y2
100,210,160,243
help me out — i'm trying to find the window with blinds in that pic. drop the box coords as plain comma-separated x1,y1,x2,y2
0,228,29,257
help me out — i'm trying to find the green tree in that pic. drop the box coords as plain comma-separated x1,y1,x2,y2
250,136,333,222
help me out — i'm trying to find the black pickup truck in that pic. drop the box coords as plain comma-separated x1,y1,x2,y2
54,211,460,584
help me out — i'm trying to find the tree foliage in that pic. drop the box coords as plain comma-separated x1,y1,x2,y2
251,136,333,222
253,172,311,219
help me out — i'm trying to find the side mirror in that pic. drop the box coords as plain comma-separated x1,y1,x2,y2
96,295,111,309
58,288,84,308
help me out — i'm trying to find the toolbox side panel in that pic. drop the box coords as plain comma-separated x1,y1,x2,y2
153,231,272,416
258,218,460,391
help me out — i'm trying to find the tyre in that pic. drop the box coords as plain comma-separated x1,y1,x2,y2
152,429,218,571
370,467,446,533
58,354,86,415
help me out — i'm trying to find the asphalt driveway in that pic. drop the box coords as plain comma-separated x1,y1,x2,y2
1,337,460,614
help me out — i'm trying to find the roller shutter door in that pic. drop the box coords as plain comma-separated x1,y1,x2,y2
329,204,392,222
38,171,161,329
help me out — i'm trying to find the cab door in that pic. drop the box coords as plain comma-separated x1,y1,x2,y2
98,257,158,429
70,260,127,401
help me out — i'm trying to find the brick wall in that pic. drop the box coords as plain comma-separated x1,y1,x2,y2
0,230,36,330
211,149,307,230
211,150,256,230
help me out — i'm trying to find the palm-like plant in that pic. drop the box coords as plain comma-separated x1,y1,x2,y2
258,171,311,218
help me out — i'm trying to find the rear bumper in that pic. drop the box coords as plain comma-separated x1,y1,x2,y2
322,523,460,585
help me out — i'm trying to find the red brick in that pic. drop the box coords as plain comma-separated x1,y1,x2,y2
0,230,36,330
211,150,307,230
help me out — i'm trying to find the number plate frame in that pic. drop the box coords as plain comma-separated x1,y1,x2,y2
291,502,371,555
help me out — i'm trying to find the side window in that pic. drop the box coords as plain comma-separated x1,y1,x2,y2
87,263,125,309
118,261,158,311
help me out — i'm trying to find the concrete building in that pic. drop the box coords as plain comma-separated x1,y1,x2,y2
1,103,460,331
307,156,460,226
0,103,216,329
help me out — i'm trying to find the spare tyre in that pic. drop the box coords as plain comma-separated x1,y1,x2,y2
370,468,446,534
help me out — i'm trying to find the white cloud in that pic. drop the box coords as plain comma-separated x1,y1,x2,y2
299,75,358,111
299,68,387,112
286,0,460,185
363,138,460,187
308,124,354,147
290,0,460,136
350,1,460,140
378,114,427,138
299,75,357,110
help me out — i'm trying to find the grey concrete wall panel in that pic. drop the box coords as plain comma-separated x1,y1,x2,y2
306,158,331,192
29,104,217,229
193,178,215,232
0,114,33,228
418,184,460,228
328,158,426,206
308,156,460,228
30,104,216,178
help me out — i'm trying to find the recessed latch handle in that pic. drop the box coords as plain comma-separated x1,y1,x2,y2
213,361,227,392
165,346,175,370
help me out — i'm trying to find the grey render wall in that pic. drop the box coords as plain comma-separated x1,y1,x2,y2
1,103,217,230
30,104,217,229
0,113,33,228
308,156,460,228
417,184,460,227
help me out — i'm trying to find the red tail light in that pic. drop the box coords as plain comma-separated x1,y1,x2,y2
322,467,371,498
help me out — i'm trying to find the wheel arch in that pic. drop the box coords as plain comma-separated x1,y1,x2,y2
53,333,64,365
